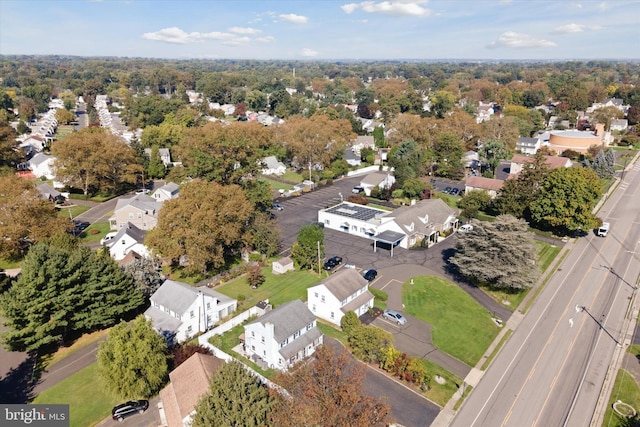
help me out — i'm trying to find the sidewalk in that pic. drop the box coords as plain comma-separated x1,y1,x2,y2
430,240,574,427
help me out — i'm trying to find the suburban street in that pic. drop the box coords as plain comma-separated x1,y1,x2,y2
450,160,640,426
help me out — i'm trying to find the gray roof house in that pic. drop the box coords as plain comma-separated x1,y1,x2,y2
307,268,374,326
360,171,396,196
145,280,237,344
36,182,63,203
145,148,172,166
153,182,180,202
109,194,162,231
261,156,287,176
244,299,323,370
106,222,150,261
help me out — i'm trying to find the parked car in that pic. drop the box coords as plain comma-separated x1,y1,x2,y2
135,188,150,195
323,256,343,270
100,232,118,245
450,188,459,196
111,400,149,422
362,269,378,281
459,224,473,233
352,186,364,194
383,309,407,325
443,186,452,194
272,203,284,211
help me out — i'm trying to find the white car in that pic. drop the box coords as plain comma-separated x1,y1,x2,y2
459,224,473,233
100,232,118,245
382,309,407,325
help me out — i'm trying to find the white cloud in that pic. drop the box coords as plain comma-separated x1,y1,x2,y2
488,32,557,49
598,1,608,11
142,27,267,45
551,23,603,34
341,1,431,16
255,36,275,43
229,27,261,35
279,13,309,24
301,48,319,57
571,2,583,8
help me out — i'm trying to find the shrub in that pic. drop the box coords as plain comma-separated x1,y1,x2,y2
347,194,369,205
89,229,100,235
369,287,388,302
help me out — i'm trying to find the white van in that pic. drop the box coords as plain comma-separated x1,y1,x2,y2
597,222,610,237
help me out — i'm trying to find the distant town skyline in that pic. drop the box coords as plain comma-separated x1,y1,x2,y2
1,0,639,61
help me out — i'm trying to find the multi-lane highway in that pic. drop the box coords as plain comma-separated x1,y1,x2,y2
451,159,640,427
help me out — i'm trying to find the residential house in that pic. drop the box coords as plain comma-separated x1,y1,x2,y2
476,101,495,124
159,353,225,427
36,182,64,203
516,137,542,155
351,135,375,156
144,148,172,166
244,299,323,370
153,182,180,202
105,222,150,261
307,268,374,326
509,154,573,177
318,199,459,250
464,176,504,199
145,279,237,343
109,194,162,230
20,134,47,154
610,119,628,132
272,257,294,275
260,156,287,176
28,153,55,179
463,150,480,170
359,171,395,196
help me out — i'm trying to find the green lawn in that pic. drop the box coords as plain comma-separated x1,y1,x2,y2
57,205,90,219
216,266,327,309
421,358,462,407
260,177,294,192
602,369,640,427
280,171,305,183
403,276,500,366
79,222,112,243
33,362,119,427
0,258,21,269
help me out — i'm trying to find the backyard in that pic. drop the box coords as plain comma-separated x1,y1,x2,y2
215,265,328,309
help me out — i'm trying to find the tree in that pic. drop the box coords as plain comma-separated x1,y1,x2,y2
279,114,354,180
493,152,550,218
147,145,166,179
584,148,615,179
247,264,265,288
97,316,169,399
169,343,213,370
387,139,425,187
590,106,623,131
146,180,254,275
529,166,602,235
0,175,70,259
271,344,390,427
54,108,76,125
52,128,141,196
192,361,273,427
478,140,508,178
0,243,144,352
457,190,492,219
340,311,361,335
482,116,520,151
290,224,324,272
348,324,393,363
449,215,540,290
402,178,427,199
432,132,464,179
122,257,164,298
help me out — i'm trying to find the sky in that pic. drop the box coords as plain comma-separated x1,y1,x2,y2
1,0,639,61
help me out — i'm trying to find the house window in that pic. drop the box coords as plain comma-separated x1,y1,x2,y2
312,304,316,312
324,219,329,225
314,292,318,298
321,295,325,303
128,213,134,219
187,325,193,333
251,345,255,351
206,314,212,323
190,310,195,319
361,227,366,233
330,312,334,319
137,213,142,219
206,302,211,310
352,225,357,231
164,307,170,313
261,337,265,344
251,331,255,337
153,301,159,308
263,350,266,356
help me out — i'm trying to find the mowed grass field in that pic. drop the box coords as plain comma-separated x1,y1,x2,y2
33,362,119,427
216,266,328,308
403,276,501,366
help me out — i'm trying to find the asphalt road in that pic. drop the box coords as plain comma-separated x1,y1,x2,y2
451,160,640,426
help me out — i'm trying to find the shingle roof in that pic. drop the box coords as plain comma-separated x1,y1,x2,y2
315,268,368,301
149,279,236,316
511,154,572,169
361,171,391,186
465,176,504,191
114,194,162,213
160,353,224,427
248,299,315,342
110,222,146,245
279,327,322,359
388,199,457,235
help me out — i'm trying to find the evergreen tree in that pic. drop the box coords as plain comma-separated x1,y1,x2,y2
98,316,168,399
147,145,166,179
191,361,273,427
0,243,144,353
290,224,324,271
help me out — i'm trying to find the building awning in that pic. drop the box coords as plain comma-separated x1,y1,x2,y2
341,222,350,227
374,230,405,245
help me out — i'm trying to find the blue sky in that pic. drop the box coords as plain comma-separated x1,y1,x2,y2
1,0,639,60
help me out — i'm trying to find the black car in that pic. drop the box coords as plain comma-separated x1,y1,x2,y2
323,256,343,271
111,400,149,422
363,269,378,281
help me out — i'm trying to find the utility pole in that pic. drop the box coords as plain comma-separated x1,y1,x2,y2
317,240,321,275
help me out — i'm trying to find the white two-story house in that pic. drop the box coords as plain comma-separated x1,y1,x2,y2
145,280,237,344
307,268,374,326
244,299,323,370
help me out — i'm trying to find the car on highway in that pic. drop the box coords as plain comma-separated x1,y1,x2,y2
323,256,343,270
111,400,149,422
382,309,407,325
362,269,378,281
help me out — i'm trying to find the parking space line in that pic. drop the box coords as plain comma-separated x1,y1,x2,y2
379,278,401,291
